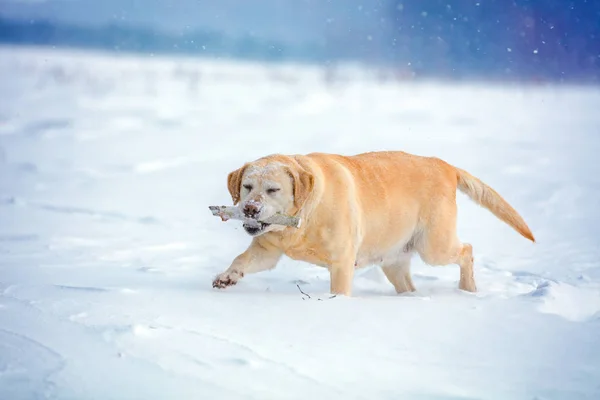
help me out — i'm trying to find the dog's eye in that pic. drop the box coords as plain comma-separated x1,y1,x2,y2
243,184,253,191
267,188,280,194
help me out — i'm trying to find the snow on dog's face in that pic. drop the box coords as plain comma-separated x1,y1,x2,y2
227,155,314,237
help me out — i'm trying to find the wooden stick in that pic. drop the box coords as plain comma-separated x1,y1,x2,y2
208,205,302,228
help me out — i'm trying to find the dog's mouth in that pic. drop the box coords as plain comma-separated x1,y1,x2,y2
243,222,271,236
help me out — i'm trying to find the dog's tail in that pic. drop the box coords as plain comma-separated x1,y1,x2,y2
455,167,535,242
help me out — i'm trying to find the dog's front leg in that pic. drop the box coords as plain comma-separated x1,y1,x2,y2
329,256,355,296
212,239,282,289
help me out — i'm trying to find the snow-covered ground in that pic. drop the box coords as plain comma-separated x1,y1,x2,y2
1,45,599,400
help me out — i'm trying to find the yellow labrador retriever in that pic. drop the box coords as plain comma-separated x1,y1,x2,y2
212,151,535,296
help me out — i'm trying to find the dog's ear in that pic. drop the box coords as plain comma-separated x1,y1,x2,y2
227,164,248,205
288,164,315,211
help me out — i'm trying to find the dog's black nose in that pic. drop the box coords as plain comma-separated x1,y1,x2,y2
243,203,261,218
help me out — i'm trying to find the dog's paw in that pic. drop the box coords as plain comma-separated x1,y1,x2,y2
212,270,244,289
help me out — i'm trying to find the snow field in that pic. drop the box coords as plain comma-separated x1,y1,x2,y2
1,45,600,399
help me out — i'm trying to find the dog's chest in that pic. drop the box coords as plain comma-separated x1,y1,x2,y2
272,231,336,267
283,242,330,268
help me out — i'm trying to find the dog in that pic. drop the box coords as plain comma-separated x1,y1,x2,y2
212,151,535,296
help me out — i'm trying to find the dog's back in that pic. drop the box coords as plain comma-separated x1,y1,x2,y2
298,151,453,262
301,150,533,266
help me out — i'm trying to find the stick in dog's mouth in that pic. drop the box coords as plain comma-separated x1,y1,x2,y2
208,205,302,228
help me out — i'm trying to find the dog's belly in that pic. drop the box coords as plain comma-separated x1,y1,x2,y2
355,237,415,268
282,226,417,270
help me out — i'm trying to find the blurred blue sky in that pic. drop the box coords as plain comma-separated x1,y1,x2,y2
1,0,598,82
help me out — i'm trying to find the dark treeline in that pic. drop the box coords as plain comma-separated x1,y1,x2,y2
0,18,328,63
0,0,598,83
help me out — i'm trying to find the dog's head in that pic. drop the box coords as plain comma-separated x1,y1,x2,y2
227,155,314,237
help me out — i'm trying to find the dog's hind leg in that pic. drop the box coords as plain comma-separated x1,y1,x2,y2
416,200,477,293
455,243,475,292
381,255,415,294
